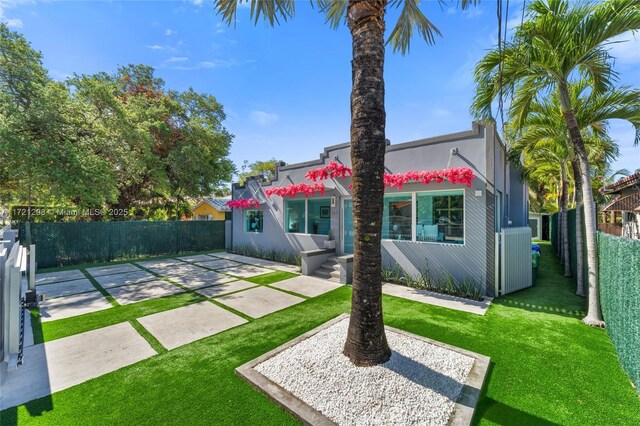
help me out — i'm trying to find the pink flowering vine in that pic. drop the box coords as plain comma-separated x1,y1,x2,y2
225,198,261,209
265,183,326,198
305,161,353,181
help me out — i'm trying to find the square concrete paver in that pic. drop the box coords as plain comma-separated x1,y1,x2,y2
195,259,242,270
195,280,257,298
216,286,305,318
176,254,213,263
138,302,247,350
106,280,184,305
86,263,141,277
208,253,300,273
37,278,96,299
39,291,112,322
148,263,209,277
94,270,157,289
135,258,184,269
270,275,342,298
216,265,274,278
0,322,156,410
167,271,236,290
35,269,85,286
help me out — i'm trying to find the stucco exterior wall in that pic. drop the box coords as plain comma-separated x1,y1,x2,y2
192,204,226,220
231,123,524,295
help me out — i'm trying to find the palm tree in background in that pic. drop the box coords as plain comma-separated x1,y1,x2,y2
472,0,640,327
213,0,476,365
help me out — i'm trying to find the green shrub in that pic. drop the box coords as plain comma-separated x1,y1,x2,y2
231,244,301,267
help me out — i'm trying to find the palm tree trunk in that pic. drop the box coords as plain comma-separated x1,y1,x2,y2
571,158,585,296
343,0,391,366
563,109,604,327
560,162,571,277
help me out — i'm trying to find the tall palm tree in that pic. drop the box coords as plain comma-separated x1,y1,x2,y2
472,0,640,327
213,0,476,365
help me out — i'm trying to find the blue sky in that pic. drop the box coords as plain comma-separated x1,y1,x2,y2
2,0,639,176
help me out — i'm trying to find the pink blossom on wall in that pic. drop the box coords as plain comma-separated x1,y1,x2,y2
225,198,261,209
265,183,326,198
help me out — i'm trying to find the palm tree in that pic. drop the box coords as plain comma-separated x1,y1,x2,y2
510,81,626,296
213,0,476,365
472,0,640,327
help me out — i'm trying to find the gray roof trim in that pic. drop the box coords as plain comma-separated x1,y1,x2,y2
278,142,352,171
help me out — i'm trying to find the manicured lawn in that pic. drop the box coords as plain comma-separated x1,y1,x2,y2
245,271,299,285
4,242,639,425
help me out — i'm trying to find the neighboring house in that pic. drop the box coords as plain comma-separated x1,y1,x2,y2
230,122,528,296
191,198,230,221
528,212,551,241
600,172,640,239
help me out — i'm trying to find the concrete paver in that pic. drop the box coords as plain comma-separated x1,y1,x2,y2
86,263,141,277
176,254,213,263
381,282,492,315
195,280,257,298
38,291,112,322
216,286,304,318
195,259,242,270
37,278,96,299
105,280,184,305
35,270,85,286
216,264,274,278
167,271,236,290
94,270,157,288
148,263,209,277
135,258,184,269
138,302,247,350
270,275,342,298
0,322,156,410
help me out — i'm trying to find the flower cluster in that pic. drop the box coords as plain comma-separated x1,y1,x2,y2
305,161,353,181
265,183,326,198
383,168,475,189
225,198,261,209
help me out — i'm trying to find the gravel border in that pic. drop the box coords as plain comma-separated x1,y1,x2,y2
236,314,490,426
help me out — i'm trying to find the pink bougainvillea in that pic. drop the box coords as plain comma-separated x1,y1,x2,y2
265,183,326,198
225,198,261,209
383,168,475,189
305,161,353,181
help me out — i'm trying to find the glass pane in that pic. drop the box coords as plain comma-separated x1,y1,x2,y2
307,199,331,235
245,210,263,233
382,194,412,240
416,191,464,244
285,200,305,233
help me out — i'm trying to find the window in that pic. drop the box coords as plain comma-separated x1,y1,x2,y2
382,194,412,240
307,199,331,235
416,190,464,244
245,210,263,233
285,200,305,233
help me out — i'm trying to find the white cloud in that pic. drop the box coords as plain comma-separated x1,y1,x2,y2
447,7,456,15
172,58,252,70
463,7,484,19
216,22,226,34
608,31,640,65
4,17,22,28
164,29,176,36
250,110,279,126
432,108,452,118
146,44,176,51
190,0,204,6
166,56,188,62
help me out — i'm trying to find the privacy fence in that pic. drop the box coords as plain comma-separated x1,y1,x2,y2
552,210,640,393
19,221,226,268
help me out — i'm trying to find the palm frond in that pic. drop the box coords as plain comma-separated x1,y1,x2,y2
214,0,295,26
387,0,442,54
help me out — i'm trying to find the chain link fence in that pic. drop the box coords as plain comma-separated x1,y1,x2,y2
19,221,225,268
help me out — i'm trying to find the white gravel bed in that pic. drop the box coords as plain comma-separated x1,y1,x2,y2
254,318,474,425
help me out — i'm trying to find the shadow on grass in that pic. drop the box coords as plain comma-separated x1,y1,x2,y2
473,397,560,425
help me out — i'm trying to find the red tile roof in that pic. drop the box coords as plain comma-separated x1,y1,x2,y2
601,172,640,194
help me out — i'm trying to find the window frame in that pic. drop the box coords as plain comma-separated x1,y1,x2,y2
381,188,466,246
284,197,331,235
244,209,264,233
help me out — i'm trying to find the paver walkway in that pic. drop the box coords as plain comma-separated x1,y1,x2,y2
39,291,112,322
381,282,492,315
216,286,306,318
270,275,342,298
0,322,156,410
36,278,96,299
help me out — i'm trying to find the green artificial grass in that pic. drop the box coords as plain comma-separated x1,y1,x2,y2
244,271,299,285
5,242,640,425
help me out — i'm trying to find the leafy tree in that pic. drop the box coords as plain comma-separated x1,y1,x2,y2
68,65,235,217
237,158,280,185
213,0,476,365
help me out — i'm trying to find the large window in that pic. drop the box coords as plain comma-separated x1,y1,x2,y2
307,199,331,235
416,190,464,244
245,210,263,233
285,200,305,233
382,194,412,240
285,198,331,234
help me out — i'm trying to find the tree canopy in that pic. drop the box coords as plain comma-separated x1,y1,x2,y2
0,24,234,220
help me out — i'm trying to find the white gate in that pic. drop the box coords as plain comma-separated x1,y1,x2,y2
498,227,532,295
